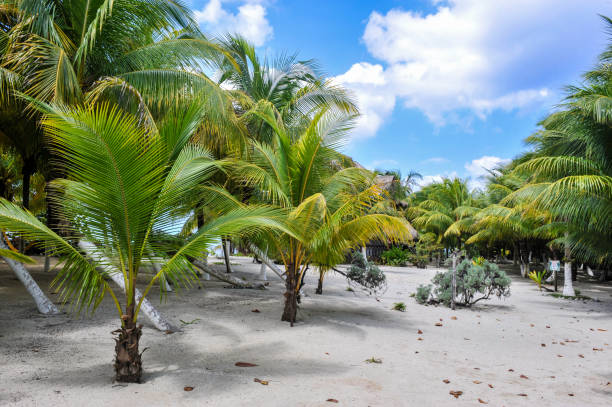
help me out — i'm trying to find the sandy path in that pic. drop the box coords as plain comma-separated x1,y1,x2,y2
1,257,611,406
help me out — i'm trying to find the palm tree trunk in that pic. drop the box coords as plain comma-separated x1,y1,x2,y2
222,237,233,273
113,304,143,383
0,239,59,314
281,262,298,326
563,232,575,296
315,268,324,295
248,243,285,280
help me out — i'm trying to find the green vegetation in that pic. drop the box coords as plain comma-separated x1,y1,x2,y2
0,0,608,387
417,259,511,307
392,302,407,312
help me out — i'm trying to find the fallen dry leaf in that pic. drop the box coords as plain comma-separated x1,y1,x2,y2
254,378,268,385
517,393,528,397
326,399,338,403
325,352,329,355
488,384,494,388
530,324,535,327
184,386,194,391
546,325,551,328
435,322,443,327
550,376,556,379
598,328,607,332
579,354,584,358
541,344,546,347
568,393,574,396
417,337,424,341
443,379,450,384
590,328,595,331
449,390,463,398
473,367,480,370
593,348,603,351
473,380,482,384
235,362,258,367
520,375,529,379
557,355,564,358
251,309,260,313
440,318,443,321
560,342,566,346
451,316,457,320
508,369,514,372
478,399,488,404
417,329,423,334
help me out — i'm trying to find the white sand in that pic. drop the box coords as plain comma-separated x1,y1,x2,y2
1,256,611,406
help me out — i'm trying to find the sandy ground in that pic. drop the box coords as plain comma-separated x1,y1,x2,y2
1,256,611,407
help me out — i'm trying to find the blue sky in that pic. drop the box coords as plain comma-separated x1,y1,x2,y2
189,0,611,189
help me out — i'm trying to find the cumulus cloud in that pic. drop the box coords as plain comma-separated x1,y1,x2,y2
465,155,511,178
465,155,511,189
333,63,395,138
416,171,459,189
337,0,605,136
194,0,273,46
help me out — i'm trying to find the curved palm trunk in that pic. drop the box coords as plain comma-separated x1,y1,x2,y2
0,239,59,314
113,305,143,383
281,262,298,325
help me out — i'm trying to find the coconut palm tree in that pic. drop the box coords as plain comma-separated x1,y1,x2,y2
407,177,480,251
505,18,612,291
229,101,414,324
0,101,288,382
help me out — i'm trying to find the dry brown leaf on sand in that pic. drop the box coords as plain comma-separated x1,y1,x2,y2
598,328,607,332
417,329,423,334
326,398,338,403
235,362,258,367
251,309,260,313
451,316,457,320
579,354,584,358
518,393,528,397
488,384,494,389
541,344,546,347
254,378,269,385
593,348,603,351
184,387,194,391
508,369,514,372
435,322,443,327
417,337,424,341
449,390,463,398
443,379,450,384
478,399,488,404
520,375,529,379
473,380,482,384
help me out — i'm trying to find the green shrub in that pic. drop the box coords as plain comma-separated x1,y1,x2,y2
392,302,406,312
346,251,387,294
381,246,410,266
425,258,511,307
415,284,433,304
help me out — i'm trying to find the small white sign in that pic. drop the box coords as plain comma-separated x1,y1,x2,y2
549,260,561,272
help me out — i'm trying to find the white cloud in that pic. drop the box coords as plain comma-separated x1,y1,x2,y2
194,0,273,46
464,155,510,189
465,155,510,178
416,171,459,189
333,63,395,139
337,0,605,136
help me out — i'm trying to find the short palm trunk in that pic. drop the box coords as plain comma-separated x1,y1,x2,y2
281,265,298,325
315,272,324,295
113,320,143,383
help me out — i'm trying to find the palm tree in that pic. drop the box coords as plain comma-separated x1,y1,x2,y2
505,17,612,291
407,177,480,252
230,101,414,324
0,102,288,382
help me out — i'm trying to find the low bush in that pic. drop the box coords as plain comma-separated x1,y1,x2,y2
417,258,511,307
415,284,432,304
346,251,387,295
381,246,410,266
